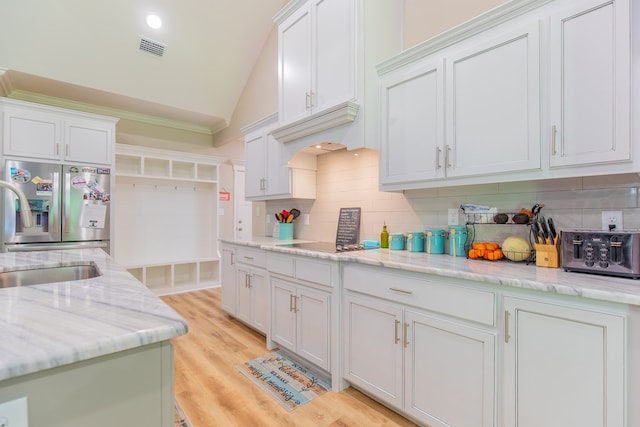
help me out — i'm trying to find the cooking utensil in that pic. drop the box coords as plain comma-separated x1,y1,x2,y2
276,212,284,223
286,214,294,223
547,217,557,240
290,208,301,220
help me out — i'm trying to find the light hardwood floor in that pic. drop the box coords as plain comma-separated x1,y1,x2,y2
162,288,418,427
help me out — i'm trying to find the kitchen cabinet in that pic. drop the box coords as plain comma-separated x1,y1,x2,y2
235,246,269,334
548,0,631,168
343,264,497,427
378,0,636,191
242,113,316,201
267,252,341,387
271,277,330,371
503,295,625,427
114,144,222,295
1,97,117,165
221,245,236,315
272,0,402,157
379,18,540,189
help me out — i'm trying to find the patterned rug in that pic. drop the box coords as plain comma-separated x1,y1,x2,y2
237,351,331,411
174,400,193,427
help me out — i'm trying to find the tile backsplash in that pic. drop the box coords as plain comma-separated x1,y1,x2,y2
264,148,640,244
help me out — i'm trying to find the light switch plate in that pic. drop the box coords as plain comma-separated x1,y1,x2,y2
0,396,28,427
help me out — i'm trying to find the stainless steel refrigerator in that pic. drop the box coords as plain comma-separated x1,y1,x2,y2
2,159,111,252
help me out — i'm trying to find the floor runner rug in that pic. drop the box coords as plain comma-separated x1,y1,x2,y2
237,351,331,411
174,400,193,427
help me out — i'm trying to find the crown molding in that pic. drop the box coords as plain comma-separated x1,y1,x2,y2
7,90,218,136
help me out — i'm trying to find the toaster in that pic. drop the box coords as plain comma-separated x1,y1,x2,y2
561,229,640,279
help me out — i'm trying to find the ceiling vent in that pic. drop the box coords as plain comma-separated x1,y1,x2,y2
139,36,166,57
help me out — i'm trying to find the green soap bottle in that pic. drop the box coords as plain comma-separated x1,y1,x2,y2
380,222,389,248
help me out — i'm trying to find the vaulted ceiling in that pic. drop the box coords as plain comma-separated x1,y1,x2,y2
0,0,286,136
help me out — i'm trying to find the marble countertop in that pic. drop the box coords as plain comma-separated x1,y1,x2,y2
0,249,188,382
221,238,640,306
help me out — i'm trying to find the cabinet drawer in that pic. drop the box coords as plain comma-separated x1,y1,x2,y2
236,247,266,268
344,265,495,326
268,255,294,277
296,258,333,287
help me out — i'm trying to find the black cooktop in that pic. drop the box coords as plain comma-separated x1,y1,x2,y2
279,242,364,253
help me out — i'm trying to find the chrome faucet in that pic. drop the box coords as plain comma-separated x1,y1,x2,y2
0,180,33,228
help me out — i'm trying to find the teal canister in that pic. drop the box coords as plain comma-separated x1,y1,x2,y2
406,231,425,252
426,228,445,254
389,233,405,250
448,226,468,257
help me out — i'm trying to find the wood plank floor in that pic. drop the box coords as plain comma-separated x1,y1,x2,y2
162,288,418,427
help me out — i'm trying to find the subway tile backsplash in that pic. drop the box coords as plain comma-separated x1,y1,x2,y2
264,148,640,242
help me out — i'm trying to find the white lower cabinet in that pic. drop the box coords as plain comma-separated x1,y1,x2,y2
236,265,268,334
220,245,236,315
503,296,625,427
343,265,497,427
271,277,330,371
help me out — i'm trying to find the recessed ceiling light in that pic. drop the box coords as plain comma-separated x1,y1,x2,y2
146,14,162,29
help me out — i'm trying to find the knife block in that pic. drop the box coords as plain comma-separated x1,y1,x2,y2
534,236,560,268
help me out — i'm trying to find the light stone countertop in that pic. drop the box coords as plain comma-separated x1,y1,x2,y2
222,238,640,307
0,248,188,382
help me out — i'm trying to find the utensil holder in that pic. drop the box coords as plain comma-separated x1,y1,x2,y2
534,237,560,268
279,223,294,240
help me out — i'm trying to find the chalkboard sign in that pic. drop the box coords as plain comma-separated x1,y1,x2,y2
335,207,361,246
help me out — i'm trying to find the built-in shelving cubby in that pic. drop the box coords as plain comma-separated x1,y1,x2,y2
114,144,224,295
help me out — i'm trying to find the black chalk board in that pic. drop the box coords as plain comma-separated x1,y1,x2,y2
336,207,361,246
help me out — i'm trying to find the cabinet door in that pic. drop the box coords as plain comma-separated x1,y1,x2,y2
3,109,60,159
271,278,297,352
236,267,268,334
405,310,496,427
548,0,630,167
279,4,312,124
503,297,625,427
64,119,113,165
264,133,291,197
343,294,404,410
379,58,445,185
312,0,355,113
244,132,266,198
297,286,330,371
220,247,236,315
445,21,541,178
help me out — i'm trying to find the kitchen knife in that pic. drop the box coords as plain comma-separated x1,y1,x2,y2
539,216,552,244
531,221,543,244
547,217,557,241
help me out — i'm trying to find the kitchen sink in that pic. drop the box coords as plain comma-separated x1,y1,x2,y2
0,263,101,288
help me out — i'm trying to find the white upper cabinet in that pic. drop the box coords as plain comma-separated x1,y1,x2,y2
272,0,402,159
378,0,635,191
278,0,354,125
242,113,316,201
1,98,117,165
444,21,541,178
548,0,631,167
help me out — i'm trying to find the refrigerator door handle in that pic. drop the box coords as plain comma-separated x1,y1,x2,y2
51,171,61,240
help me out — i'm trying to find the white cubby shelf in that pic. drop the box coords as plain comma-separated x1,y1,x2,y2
114,144,224,295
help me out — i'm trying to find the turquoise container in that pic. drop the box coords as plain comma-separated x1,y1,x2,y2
389,233,405,250
406,232,425,252
279,223,294,240
448,226,467,257
426,228,445,254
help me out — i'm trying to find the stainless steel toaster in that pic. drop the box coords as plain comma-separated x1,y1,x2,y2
561,229,640,279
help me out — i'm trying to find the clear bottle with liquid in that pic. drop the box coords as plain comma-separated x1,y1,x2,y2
380,222,389,248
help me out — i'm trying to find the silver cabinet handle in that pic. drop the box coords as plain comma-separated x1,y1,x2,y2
446,145,452,168
551,125,557,156
404,322,410,348
243,256,254,261
504,310,511,343
230,253,235,265
305,92,311,109
245,273,251,288
394,319,401,344
65,144,69,157
436,146,442,169
389,287,413,295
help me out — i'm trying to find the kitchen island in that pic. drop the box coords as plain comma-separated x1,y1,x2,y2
0,248,187,427
222,237,640,427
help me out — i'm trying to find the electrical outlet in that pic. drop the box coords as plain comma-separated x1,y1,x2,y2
0,397,28,427
448,209,459,226
602,211,623,231
304,213,310,225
